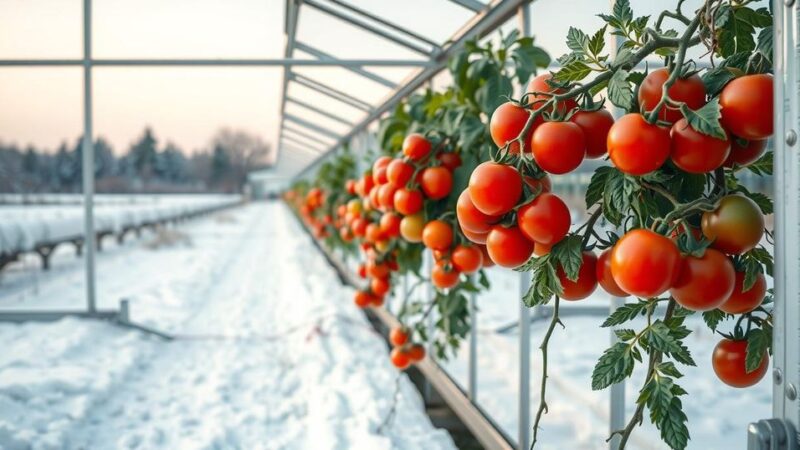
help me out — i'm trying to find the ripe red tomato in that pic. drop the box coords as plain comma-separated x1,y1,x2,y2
670,118,731,174
432,260,460,289
403,133,432,161
371,276,391,297
477,245,494,267
377,184,397,211
379,212,402,238
610,229,682,298
354,290,373,308
372,156,392,185
723,138,767,168
422,220,453,251
638,68,706,124
456,189,500,233
720,271,767,314
339,226,353,242
701,194,765,255
558,251,598,301
367,260,390,279
389,327,409,346
517,193,570,246
468,162,523,216
371,294,385,307
393,188,424,215
532,121,586,174
486,225,534,268
437,152,462,170
365,223,383,243
451,245,483,274
490,101,536,153
351,217,367,237
534,241,552,256
720,74,774,140
670,249,735,311
596,248,628,297
527,73,578,115
387,159,414,187
462,226,489,245
407,343,426,362
346,179,356,195
357,263,367,279
359,172,375,197
712,338,768,388
390,347,411,369
570,109,615,158
420,166,453,200
607,113,671,175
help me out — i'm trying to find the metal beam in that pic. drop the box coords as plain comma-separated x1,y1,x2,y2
294,41,397,88
328,0,441,49
286,96,356,126
448,0,486,12
290,72,374,112
0,58,430,67
284,113,343,140
283,127,336,148
281,134,327,153
302,0,433,57
293,0,528,181
82,0,97,313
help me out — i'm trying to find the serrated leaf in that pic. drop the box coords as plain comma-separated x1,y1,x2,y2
657,361,683,378
615,329,637,341
747,247,774,277
682,99,727,140
592,342,635,390
746,329,770,373
551,235,583,281
554,60,592,82
566,27,590,54
585,166,612,209
702,310,729,331
747,151,773,176
647,322,695,366
608,69,634,111
602,301,650,327
639,375,690,450
613,47,634,68
701,67,736,97
588,26,606,57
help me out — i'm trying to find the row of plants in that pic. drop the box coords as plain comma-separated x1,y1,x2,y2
284,1,775,448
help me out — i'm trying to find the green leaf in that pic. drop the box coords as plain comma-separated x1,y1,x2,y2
592,342,635,390
566,27,590,54
588,26,607,58
742,190,773,215
646,322,695,366
613,47,634,68
551,235,583,281
640,375,690,450
608,69,634,111
602,301,650,327
585,166,612,209
746,329,770,373
512,43,551,84
554,60,592,82
701,66,736,97
615,329,637,341
522,256,562,307
603,169,635,226
747,247,774,277
657,361,683,378
682,99,727,140
702,310,729,331
747,151,773,176
478,269,491,289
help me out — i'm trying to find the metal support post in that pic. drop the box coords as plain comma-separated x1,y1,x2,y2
468,277,478,401
608,297,626,450
82,0,97,313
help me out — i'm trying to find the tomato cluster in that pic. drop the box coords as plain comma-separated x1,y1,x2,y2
388,327,426,370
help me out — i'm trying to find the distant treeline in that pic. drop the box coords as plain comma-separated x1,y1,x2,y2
0,127,271,194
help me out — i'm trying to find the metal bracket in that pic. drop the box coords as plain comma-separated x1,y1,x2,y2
748,418,798,450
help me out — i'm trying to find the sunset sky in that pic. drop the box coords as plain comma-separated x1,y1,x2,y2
0,0,720,161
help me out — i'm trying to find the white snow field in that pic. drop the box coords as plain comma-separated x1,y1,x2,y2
0,202,455,450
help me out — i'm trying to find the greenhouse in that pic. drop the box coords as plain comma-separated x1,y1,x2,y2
0,0,793,449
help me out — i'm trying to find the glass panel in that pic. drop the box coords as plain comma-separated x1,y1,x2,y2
0,0,82,59
93,0,280,58
345,0,475,43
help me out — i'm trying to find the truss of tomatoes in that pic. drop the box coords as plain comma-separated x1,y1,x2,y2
458,71,774,388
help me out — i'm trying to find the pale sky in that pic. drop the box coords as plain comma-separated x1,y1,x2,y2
0,0,744,160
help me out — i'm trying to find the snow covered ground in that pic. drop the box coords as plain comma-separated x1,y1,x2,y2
0,202,454,450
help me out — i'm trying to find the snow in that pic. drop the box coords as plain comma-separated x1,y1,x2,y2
0,202,455,450
0,194,241,254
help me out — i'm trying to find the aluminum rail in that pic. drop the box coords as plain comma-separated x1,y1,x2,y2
328,0,441,49
293,41,398,88
292,0,529,182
